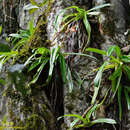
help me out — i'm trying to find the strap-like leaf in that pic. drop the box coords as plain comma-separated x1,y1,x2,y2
86,48,107,56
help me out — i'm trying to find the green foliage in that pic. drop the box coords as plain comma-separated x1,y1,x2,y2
86,45,130,119
24,45,74,92
24,47,50,85
58,98,116,129
55,3,111,51
0,26,2,35
24,0,54,14
0,20,35,72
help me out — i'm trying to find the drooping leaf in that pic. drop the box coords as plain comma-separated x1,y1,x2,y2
83,12,91,46
49,46,59,76
59,53,66,82
121,55,130,63
123,65,130,80
86,48,107,56
30,58,49,84
111,71,122,102
28,59,41,72
118,84,122,120
115,45,121,57
124,88,130,110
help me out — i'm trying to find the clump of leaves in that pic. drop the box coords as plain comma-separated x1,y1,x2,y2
0,20,35,72
86,45,130,120
24,47,50,85
58,93,116,129
24,44,74,92
55,3,111,51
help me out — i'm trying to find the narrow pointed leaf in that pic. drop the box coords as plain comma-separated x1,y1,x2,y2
87,4,111,12
124,88,130,110
86,48,107,56
83,12,91,46
107,45,116,57
118,84,122,120
91,118,116,124
59,53,66,82
109,66,122,80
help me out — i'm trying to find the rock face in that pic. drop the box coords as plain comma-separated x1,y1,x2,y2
0,0,130,130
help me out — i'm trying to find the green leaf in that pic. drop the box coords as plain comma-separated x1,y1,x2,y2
83,12,91,46
54,9,66,30
112,78,117,92
94,62,108,87
9,34,23,38
64,52,97,60
123,65,130,80
86,48,107,56
66,66,73,93
63,13,78,22
124,88,130,110
87,3,111,12
107,45,116,57
23,3,39,10
125,86,130,93
0,26,2,34
86,104,97,122
0,58,5,72
59,53,66,82
28,59,41,72
121,55,130,63
29,19,34,35
87,11,100,16
111,71,122,102
109,66,122,80
58,114,87,124
91,118,116,125
115,45,121,57
29,58,49,84
0,78,6,86
118,84,122,120
36,47,50,55
70,119,80,130
30,0,39,6
49,46,59,76
92,62,108,104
